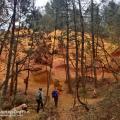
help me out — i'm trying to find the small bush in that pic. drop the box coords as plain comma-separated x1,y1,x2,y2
2,102,12,110
39,112,48,120
84,84,120,120
14,95,28,106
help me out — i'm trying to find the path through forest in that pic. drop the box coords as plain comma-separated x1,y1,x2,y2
18,82,104,120
17,57,107,120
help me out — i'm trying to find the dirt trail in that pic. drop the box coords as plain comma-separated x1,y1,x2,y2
56,85,104,120
19,86,104,120
5,58,114,120
24,63,105,120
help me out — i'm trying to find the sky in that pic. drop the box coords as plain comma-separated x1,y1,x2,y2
35,0,50,7
35,0,120,7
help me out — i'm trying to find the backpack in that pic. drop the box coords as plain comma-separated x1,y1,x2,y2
36,91,42,101
52,90,58,97
39,92,42,101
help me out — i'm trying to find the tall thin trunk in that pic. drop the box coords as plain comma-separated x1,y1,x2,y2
45,9,57,105
72,0,79,86
9,34,19,96
72,0,79,107
2,0,17,96
91,0,97,88
95,6,99,58
10,14,21,96
65,0,72,93
24,57,30,95
24,31,34,95
73,0,89,111
14,63,18,95
78,0,85,88
13,62,18,105
0,22,12,55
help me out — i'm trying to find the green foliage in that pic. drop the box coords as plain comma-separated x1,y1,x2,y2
84,84,120,120
25,0,68,32
68,83,120,120
39,14,54,32
103,0,120,43
26,8,42,31
45,0,67,30
38,112,48,120
85,3,100,31
14,95,29,106
1,102,12,110
19,0,33,15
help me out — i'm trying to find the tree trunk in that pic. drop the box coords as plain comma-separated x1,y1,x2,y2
45,9,58,105
78,0,86,88
91,0,97,88
10,18,20,96
65,0,73,93
13,62,18,105
72,0,79,88
2,0,17,96
24,31,34,95
0,18,12,55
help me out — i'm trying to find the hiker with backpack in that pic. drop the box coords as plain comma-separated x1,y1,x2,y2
35,88,44,113
52,88,59,107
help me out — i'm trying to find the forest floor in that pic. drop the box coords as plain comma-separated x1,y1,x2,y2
0,53,119,120
10,79,116,120
0,55,119,120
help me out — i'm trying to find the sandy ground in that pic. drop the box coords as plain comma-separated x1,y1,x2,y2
0,54,119,120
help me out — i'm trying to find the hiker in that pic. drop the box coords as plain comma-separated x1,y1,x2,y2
35,88,44,113
52,88,59,107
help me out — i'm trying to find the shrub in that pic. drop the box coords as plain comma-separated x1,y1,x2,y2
2,102,12,110
14,95,28,106
84,84,120,120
